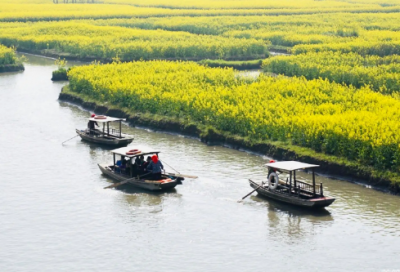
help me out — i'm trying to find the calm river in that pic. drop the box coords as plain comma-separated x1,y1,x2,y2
1,54,399,272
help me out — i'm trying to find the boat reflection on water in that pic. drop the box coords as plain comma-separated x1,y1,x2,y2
250,195,333,243
120,188,182,214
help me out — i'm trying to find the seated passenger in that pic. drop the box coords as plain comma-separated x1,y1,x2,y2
134,156,142,168
120,157,127,173
139,155,145,166
141,156,152,173
115,159,123,174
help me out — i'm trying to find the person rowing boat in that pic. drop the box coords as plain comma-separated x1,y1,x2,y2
87,114,99,135
147,154,164,180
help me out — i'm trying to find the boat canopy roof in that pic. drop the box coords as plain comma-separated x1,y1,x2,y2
89,116,126,123
265,161,319,171
111,146,160,158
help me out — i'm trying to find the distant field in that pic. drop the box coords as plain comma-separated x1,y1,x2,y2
0,0,400,22
0,21,267,61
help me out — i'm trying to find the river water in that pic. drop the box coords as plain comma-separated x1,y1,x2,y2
1,54,399,272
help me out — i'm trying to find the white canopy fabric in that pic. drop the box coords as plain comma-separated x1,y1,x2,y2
111,146,160,158
265,161,319,171
89,116,126,123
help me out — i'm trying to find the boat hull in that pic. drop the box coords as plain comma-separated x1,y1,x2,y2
98,163,181,191
249,180,335,208
76,129,133,146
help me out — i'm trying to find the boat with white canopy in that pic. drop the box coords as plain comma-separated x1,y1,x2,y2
248,161,335,208
76,115,134,146
99,146,186,191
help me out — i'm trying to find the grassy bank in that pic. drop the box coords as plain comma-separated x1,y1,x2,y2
52,67,69,81
0,45,24,73
199,59,263,70
60,85,400,194
0,63,24,73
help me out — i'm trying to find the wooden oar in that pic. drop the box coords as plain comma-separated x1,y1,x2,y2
61,134,79,145
103,172,152,189
164,172,198,179
103,178,134,189
238,179,264,202
160,160,198,179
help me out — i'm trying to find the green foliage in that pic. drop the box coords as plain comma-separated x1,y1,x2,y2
55,57,67,69
0,44,17,65
51,67,69,81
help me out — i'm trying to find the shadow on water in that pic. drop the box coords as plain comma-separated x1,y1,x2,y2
119,185,179,195
250,195,334,243
118,184,182,215
83,140,120,151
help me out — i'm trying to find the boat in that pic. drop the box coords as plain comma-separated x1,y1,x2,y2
98,146,184,191
249,161,335,208
76,115,134,146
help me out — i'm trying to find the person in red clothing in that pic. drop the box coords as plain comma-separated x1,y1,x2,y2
147,155,164,180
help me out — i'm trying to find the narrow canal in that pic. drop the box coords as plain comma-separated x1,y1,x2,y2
0,54,399,272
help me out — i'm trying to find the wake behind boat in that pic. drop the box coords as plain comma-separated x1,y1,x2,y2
248,161,335,209
76,114,134,146
99,146,185,191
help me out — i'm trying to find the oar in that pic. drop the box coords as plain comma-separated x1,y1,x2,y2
164,172,198,179
103,172,152,189
238,179,264,202
62,134,79,145
160,160,180,174
160,160,198,179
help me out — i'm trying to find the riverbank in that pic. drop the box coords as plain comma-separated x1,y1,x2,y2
17,48,268,63
59,86,400,194
198,59,263,70
0,63,24,73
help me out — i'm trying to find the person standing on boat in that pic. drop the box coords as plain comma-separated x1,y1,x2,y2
147,155,164,180
88,114,99,135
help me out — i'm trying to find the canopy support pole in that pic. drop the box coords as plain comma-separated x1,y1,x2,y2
312,169,316,196
119,121,122,138
129,158,133,177
289,171,292,194
293,170,296,191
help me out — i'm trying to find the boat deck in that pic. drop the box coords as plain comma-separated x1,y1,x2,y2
98,163,182,191
249,179,335,208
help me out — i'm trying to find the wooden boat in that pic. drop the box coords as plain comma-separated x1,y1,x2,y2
76,115,134,146
249,161,335,208
99,146,184,191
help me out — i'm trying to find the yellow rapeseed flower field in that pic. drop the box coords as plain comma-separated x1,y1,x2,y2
68,61,400,171
0,21,268,61
0,0,399,22
263,52,400,94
